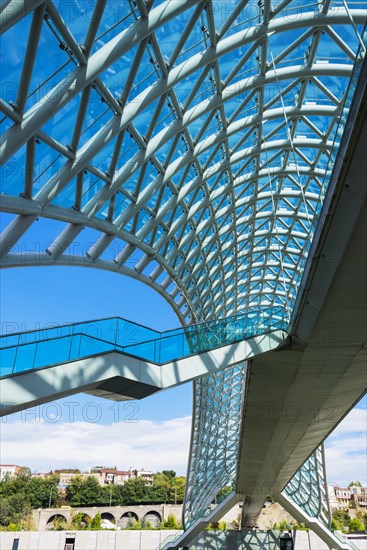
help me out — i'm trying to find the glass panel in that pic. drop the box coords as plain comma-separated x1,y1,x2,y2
69,334,82,362
0,334,20,348
116,318,159,347
13,343,37,373
78,334,111,357
75,318,117,345
0,347,17,376
122,339,158,363
0,16,31,103
33,336,71,370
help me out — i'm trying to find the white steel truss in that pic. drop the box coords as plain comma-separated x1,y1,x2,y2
1,0,366,323
184,363,247,527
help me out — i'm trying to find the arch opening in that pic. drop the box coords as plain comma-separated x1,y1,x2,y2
120,511,139,529
144,510,162,528
46,514,68,531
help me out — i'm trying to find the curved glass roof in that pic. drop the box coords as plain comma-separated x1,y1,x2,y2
0,0,366,324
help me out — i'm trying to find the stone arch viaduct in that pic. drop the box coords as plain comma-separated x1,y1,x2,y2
33,504,183,531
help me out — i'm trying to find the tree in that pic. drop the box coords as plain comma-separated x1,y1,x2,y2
0,493,32,526
216,485,232,503
141,517,152,529
90,513,102,530
169,477,185,504
348,518,364,532
332,509,351,533
348,481,362,488
16,467,31,481
114,477,150,505
66,476,103,507
153,473,170,493
274,520,294,530
153,471,185,504
331,518,343,531
356,510,367,529
71,512,92,529
26,475,59,508
162,470,176,479
52,515,67,531
163,514,178,529
0,472,59,510
149,485,168,504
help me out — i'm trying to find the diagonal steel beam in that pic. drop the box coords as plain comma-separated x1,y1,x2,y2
15,2,46,115
0,0,202,163
1,8,364,167
0,0,45,35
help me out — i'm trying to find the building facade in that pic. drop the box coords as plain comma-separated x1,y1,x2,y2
328,485,367,509
0,464,22,480
31,467,155,489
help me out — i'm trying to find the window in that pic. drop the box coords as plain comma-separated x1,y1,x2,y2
64,538,75,550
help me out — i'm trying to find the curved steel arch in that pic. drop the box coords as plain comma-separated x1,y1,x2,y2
1,8,362,162
1,0,366,533
1,252,188,323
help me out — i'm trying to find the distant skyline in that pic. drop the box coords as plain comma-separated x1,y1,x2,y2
0,264,366,485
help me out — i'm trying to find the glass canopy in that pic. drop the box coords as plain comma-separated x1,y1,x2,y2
1,0,366,326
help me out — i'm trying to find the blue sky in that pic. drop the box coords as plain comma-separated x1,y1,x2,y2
0,264,192,422
0,264,366,484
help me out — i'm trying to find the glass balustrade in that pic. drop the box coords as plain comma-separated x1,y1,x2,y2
0,307,288,377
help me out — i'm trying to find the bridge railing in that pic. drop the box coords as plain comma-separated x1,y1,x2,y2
157,530,184,550
332,530,360,550
0,306,288,377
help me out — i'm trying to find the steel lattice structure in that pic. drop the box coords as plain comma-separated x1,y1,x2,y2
1,0,365,322
184,363,247,527
0,0,366,535
282,446,331,526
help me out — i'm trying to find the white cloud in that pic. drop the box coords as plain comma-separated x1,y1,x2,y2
1,403,365,486
0,415,192,475
325,406,367,486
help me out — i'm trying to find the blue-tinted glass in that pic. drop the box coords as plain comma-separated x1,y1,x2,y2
0,348,17,376
0,17,31,103
1,307,288,375
33,336,71,369
123,339,158,363
14,343,37,373
0,144,27,196
78,333,111,357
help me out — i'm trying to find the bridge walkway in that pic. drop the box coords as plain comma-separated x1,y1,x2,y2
0,308,287,415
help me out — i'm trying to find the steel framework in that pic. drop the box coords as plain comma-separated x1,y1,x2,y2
282,446,331,526
0,0,366,536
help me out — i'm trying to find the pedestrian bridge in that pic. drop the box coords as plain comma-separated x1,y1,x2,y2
0,1,366,550
0,310,287,415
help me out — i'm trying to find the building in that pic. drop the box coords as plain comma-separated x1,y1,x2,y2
44,467,154,489
31,472,53,479
134,469,154,486
56,472,90,490
328,485,367,509
349,485,367,509
93,469,134,486
0,464,22,480
92,467,153,486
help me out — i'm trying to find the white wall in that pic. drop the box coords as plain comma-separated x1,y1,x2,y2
1,530,366,550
